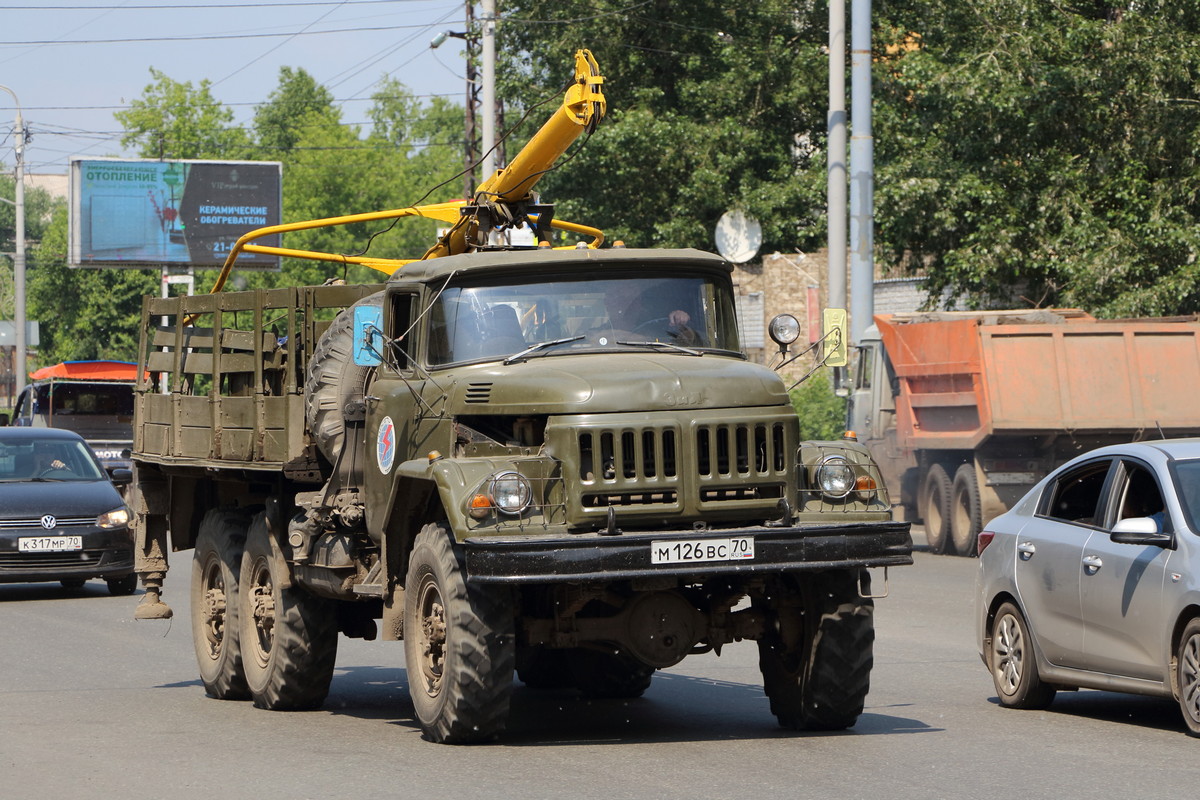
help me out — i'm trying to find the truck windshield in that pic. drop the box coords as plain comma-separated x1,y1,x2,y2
427,271,741,366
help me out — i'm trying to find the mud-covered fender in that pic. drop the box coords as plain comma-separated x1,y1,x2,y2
396,456,526,540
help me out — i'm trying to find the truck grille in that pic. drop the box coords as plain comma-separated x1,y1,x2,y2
696,422,787,477
569,416,792,515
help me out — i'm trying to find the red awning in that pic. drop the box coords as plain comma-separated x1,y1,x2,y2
29,360,141,381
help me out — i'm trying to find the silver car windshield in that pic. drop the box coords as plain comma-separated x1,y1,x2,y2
427,271,740,366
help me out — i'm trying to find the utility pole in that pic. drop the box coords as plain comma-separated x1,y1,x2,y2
463,2,479,198
0,84,25,398
480,0,497,182
849,0,875,345
827,0,847,317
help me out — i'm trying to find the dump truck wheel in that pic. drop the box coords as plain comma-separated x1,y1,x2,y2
191,509,251,700
758,570,874,731
239,512,338,711
950,464,982,558
568,648,655,699
404,523,515,743
304,292,384,462
921,465,953,554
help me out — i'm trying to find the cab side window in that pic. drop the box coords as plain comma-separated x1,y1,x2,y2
1041,460,1112,525
387,292,416,371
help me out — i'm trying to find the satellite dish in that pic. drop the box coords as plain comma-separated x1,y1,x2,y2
714,209,762,264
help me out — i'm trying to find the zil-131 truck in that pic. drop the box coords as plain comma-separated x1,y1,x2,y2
128,50,912,743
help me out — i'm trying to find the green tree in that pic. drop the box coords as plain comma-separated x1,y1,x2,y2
114,68,249,159
27,206,158,366
495,1,830,252
873,1,1200,316
253,67,338,155
0,173,56,321
789,370,847,441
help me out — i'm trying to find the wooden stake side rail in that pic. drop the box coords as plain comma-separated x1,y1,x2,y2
133,283,381,475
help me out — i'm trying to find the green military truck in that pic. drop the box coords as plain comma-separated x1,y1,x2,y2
127,50,911,743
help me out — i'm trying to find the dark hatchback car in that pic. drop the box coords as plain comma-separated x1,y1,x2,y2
0,428,136,595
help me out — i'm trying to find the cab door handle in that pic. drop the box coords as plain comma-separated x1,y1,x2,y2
1082,554,1103,575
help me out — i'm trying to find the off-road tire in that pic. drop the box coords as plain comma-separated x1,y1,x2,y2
989,601,1056,709
404,523,515,743
950,464,982,558
922,464,953,555
304,293,383,462
238,512,338,711
758,570,874,731
191,509,251,700
568,648,655,699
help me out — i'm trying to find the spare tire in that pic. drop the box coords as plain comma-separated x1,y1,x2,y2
304,292,385,462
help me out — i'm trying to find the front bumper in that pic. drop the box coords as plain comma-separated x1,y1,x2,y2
463,520,912,584
0,528,135,584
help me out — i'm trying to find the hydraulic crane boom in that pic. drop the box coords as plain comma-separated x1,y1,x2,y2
208,49,607,293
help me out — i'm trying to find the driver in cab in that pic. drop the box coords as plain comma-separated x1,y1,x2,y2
602,282,701,345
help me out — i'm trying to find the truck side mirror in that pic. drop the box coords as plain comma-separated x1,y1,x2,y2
353,305,384,367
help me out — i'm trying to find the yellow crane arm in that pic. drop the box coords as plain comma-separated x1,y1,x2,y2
208,49,607,292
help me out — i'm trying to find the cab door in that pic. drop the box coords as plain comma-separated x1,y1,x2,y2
1014,458,1115,669
1080,458,1172,680
363,290,427,538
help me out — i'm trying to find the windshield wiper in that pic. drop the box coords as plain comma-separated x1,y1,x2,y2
615,340,703,356
504,335,585,364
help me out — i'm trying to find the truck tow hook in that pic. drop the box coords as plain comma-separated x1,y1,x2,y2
600,506,622,536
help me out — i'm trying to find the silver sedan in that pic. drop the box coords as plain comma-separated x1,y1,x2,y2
976,439,1200,734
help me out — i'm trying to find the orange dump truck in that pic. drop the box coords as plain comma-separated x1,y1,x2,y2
847,310,1200,555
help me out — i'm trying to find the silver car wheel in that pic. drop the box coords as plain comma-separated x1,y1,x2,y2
993,612,1024,695
988,601,1055,709
1177,620,1200,736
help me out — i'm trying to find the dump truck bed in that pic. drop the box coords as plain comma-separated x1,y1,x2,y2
876,312,1200,450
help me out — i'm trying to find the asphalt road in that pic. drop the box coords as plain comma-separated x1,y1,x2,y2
3,532,1198,800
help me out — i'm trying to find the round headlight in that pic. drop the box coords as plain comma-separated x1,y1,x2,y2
768,314,801,347
816,456,854,498
489,471,532,515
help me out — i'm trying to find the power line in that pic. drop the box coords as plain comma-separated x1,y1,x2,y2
2,93,457,112
0,1,420,8
212,0,349,86
0,22,443,46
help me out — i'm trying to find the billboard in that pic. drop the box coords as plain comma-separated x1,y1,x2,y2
69,158,282,269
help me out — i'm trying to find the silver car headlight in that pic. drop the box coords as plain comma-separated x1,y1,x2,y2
816,456,855,499
97,507,130,529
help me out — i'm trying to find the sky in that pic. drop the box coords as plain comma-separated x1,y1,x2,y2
0,0,472,176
